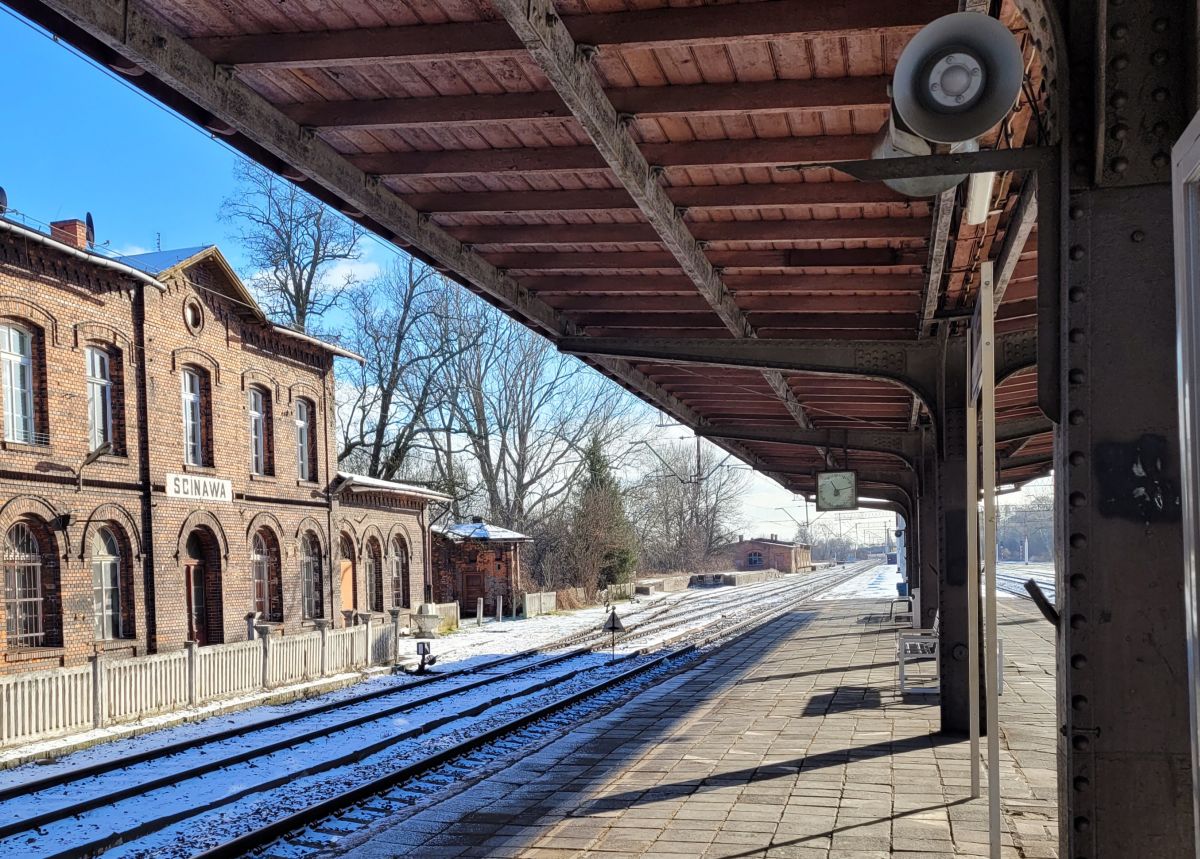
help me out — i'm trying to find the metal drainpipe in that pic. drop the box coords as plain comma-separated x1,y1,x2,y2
321,358,336,624
132,281,157,653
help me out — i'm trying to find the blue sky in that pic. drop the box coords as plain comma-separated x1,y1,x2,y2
1,11,252,260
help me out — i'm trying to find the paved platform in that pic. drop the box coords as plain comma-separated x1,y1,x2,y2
342,596,1057,858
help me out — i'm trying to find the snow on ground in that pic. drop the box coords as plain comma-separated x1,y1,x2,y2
814,563,902,600
0,591,678,782
997,562,1056,600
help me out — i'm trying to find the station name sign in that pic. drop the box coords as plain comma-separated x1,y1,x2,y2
165,473,233,502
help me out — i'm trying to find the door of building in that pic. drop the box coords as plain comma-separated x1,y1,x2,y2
462,573,484,614
340,558,355,614
184,562,208,646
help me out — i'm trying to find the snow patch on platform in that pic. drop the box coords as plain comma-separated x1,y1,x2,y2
814,564,902,600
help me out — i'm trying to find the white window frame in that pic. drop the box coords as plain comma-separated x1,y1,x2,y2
295,399,311,482
181,369,205,466
0,323,35,444
1172,109,1200,854
300,534,322,620
249,388,267,475
92,528,124,640
251,531,274,619
85,347,112,452
748,551,764,567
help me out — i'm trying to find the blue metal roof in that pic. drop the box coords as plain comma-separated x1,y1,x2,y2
112,246,212,275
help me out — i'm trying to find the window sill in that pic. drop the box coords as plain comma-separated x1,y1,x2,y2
5,646,65,663
249,473,278,483
296,479,320,489
1,440,53,455
182,463,218,474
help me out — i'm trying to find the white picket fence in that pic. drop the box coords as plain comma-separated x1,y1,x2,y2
0,613,415,748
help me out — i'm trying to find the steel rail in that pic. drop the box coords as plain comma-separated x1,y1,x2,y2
198,563,873,858
6,574,842,855
0,591,681,802
45,650,646,859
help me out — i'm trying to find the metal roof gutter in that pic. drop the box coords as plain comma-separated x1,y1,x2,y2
272,324,366,363
0,217,167,293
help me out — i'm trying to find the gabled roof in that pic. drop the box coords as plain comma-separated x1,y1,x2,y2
334,471,452,502
113,246,214,275
116,244,364,362
433,521,531,542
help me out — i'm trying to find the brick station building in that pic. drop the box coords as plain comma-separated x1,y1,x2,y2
431,519,531,617
727,535,814,574
0,215,447,674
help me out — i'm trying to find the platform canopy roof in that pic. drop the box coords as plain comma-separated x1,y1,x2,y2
10,0,1054,516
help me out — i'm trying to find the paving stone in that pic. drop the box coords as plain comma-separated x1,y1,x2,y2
340,598,1056,858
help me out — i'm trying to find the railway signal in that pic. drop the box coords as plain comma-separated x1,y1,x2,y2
602,609,624,663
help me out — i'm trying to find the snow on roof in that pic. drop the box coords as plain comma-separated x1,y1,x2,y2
334,472,452,502
113,246,213,275
433,521,531,542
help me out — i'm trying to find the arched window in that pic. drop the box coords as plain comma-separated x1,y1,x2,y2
1,323,36,444
391,537,411,610
365,538,383,613
91,527,124,639
748,551,764,567
181,367,211,466
301,532,323,620
295,399,317,482
248,386,274,476
4,523,44,646
251,529,283,622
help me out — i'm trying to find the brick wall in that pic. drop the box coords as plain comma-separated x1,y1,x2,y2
432,536,519,616
0,232,437,674
730,540,811,574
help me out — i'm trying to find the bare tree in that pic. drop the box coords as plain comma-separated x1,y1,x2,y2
628,439,749,572
221,162,363,331
435,292,639,532
337,258,475,481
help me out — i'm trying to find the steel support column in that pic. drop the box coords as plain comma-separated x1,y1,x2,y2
937,351,972,734
917,444,941,632
1056,182,1191,856
1054,0,1194,853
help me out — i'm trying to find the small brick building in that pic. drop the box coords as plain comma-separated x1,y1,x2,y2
431,519,531,616
728,535,814,573
0,215,446,674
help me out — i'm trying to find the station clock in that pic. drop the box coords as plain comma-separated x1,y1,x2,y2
815,470,858,511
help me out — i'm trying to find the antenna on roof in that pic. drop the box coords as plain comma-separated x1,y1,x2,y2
156,232,162,252
0,187,8,216
84,212,96,248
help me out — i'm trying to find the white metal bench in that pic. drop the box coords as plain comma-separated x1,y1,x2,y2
898,611,940,695
889,586,919,625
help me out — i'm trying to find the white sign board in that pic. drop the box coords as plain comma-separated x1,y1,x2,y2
165,472,233,502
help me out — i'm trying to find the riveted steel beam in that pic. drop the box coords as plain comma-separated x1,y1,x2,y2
560,331,1037,419
696,425,921,468
1054,0,1193,842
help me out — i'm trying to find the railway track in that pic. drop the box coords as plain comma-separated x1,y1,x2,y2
0,563,873,859
995,564,1056,602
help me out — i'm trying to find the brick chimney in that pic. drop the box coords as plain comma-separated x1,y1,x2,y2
50,219,89,249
